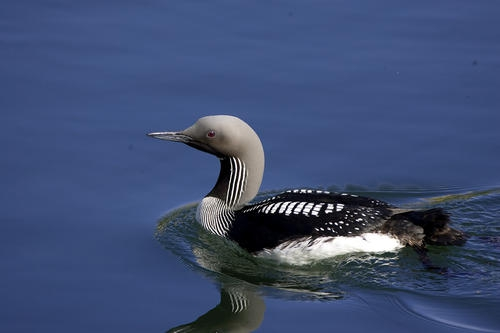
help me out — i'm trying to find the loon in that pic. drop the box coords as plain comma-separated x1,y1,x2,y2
148,115,465,264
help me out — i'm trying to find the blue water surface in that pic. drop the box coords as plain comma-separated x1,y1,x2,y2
1,1,500,332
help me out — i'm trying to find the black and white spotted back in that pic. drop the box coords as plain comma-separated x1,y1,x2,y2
229,189,394,253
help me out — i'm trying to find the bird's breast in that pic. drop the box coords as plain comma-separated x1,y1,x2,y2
256,234,403,265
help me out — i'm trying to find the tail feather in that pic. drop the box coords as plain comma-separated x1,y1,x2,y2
387,208,466,246
381,208,466,271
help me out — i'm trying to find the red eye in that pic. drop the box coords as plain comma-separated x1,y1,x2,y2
207,130,216,138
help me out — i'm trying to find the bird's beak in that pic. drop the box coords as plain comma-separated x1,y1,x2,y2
147,131,193,144
148,129,221,156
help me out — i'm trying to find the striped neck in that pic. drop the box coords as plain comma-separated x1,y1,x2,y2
208,156,249,210
196,197,235,236
195,157,248,236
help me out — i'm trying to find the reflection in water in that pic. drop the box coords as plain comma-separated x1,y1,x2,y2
158,187,500,331
167,277,265,333
160,199,343,332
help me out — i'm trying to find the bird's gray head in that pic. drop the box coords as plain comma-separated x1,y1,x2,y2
148,115,265,208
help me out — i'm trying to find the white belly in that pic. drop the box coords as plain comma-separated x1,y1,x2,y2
256,233,404,265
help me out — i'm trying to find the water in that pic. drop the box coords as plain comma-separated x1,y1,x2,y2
159,188,500,332
2,0,500,332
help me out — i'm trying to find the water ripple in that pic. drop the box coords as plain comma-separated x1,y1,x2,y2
155,186,500,301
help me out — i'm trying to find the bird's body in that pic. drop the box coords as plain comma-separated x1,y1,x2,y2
231,189,395,253
231,189,405,264
149,115,465,264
